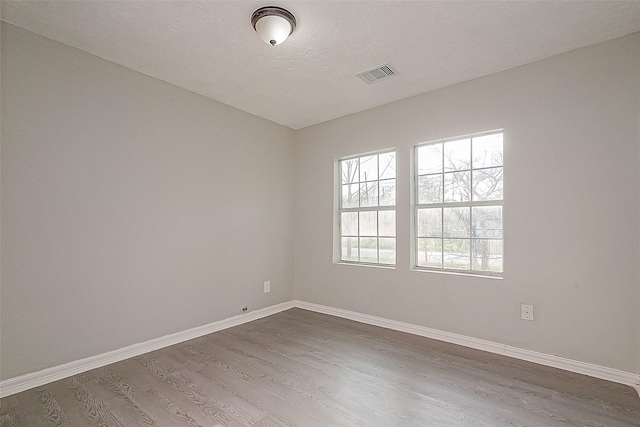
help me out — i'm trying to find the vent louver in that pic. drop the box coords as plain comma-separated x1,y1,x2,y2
357,64,397,84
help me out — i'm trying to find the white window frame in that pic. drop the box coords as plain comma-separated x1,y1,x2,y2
337,149,396,267
414,130,504,277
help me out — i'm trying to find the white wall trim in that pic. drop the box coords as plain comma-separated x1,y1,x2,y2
0,301,294,398
292,300,640,395
3,299,639,399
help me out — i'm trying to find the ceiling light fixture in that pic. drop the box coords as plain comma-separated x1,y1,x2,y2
251,6,296,46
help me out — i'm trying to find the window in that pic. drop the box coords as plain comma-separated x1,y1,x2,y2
415,132,503,276
339,150,396,266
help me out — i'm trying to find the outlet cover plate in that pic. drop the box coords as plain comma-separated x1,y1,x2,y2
521,304,534,321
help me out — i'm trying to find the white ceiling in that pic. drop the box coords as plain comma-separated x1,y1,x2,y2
3,1,640,130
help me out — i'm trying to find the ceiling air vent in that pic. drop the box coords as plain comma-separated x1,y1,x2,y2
357,63,397,84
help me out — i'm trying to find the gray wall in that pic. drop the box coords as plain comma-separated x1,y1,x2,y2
1,23,296,380
294,33,640,374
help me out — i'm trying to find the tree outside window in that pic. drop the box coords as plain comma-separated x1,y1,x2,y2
416,132,503,275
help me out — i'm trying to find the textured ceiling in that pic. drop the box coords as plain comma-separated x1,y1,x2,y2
2,1,640,130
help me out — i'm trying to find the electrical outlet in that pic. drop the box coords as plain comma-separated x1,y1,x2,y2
264,281,271,293
521,304,534,321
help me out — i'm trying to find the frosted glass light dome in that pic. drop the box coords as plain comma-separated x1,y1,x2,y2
255,15,291,46
251,7,296,46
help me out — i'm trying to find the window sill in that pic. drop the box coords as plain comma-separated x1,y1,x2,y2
412,267,503,280
336,262,396,270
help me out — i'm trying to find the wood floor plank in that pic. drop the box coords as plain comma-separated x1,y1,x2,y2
211,329,386,425
75,367,155,427
12,386,67,427
97,367,156,426
224,322,454,423
159,346,267,425
195,353,330,427
146,351,255,427
64,374,127,427
116,357,234,427
43,376,106,427
0,395,25,427
2,308,639,426
252,414,291,427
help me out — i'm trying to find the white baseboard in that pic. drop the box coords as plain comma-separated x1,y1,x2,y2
292,300,640,395
3,299,639,399
0,301,294,398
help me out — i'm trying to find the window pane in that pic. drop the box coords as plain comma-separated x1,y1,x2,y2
473,133,503,168
341,184,359,208
472,239,503,273
443,239,470,270
418,175,443,204
359,237,378,263
417,143,443,175
359,211,377,236
379,238,396,264
360,182,378,207
339,150,396,267
443,207,470,238
379,152,396,179
341,159,359,184
379,179,396,206
417,238,442,268
359,155,378,182
341,237,359,262
444,138,470,172
379,210,395,237
472,168,503,201
472,206,503,238
412,133,503,275
417,208,442,237
444,171,470,202
340,212,358,236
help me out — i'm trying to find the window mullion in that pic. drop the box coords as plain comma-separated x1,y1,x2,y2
441,146,445,268
342,206,394,213
469,139,473,268
415,200,502,209
440,207,444,268
357,211,361,263
376,211,380,264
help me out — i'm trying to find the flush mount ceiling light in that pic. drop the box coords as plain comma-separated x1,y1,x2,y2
251,6,296,46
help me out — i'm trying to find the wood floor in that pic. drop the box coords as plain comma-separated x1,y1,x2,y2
1,308,639,426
